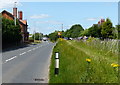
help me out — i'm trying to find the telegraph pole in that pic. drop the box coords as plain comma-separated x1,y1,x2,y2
34,21,37,42
34,30,35,42
60,24,63,38
62,24,63,31
39,32,40,41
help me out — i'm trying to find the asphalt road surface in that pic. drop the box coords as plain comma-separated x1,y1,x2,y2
2,41,55,83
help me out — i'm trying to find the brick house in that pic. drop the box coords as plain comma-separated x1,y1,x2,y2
1,7,29,42
98,19,105,26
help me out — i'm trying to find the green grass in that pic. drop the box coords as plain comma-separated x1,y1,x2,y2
49,39,118,83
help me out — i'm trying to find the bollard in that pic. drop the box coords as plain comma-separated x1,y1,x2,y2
55,52,59,75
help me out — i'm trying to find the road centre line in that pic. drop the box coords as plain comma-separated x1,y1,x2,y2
20,52,26,55
5,56,17,62
27,50,32,52
3,43,50,64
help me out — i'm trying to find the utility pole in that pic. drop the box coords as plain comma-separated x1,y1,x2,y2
60,24,63,38
39,32,40,41
34,21,36,42
34,30,35,42
62,24,63,31
14,16,16,26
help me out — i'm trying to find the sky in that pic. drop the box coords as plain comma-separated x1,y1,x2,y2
0,0,119,35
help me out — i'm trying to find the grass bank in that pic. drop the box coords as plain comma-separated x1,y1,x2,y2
49,39,118,83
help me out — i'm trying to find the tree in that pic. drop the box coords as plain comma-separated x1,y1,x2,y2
2,17,22,45
79,29,90,36
48,31,58,41
88,24,102,38
101,18,114,39
32,32,43,40
64,24,84,38
44,34,49,38
115,25,120,39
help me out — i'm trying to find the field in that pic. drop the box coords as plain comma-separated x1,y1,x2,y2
49,38,119,83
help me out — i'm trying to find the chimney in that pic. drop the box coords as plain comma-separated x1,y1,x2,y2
13,7,17,18
18,11,23,20
101,19,105,23
98,21,101,24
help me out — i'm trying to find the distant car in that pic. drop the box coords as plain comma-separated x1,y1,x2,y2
69,38,73,40
64,37,69,40
42,37,48,41
77,37,83,40
83,36,88,40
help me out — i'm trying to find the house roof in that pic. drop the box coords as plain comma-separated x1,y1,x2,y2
2,10,14,19
1,10,27,26
19,20,27,25
19,20,28,26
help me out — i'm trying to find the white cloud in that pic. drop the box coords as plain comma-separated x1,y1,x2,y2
0,0,20,9
36,20,62,24
30,14,50,19
87,18,97,21
86,17,103,21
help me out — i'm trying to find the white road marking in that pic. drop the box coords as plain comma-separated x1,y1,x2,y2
27,50,32,52
32,48,35,50
3,43,50,64
5,56,17,62
19,52,26,55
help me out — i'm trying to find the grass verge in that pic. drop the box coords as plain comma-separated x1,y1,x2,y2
49,39,118,83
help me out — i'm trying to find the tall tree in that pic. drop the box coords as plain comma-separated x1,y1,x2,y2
101,18,114,39
80,29,90,36
2,17,22,45
64,24,84,38
116,25,120,39
32,32,43,40
48,31,58,41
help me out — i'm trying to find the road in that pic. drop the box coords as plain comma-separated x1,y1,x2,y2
2,41,55,83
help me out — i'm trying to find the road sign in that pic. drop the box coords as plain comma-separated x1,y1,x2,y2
58,32,62,36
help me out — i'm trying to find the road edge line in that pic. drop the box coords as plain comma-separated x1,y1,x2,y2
47,42,57,83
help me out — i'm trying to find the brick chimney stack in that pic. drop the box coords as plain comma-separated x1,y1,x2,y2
101,19,105,23
18,11,23,20
13,7,17,18
98,21,101,24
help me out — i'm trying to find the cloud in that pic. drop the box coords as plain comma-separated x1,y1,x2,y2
30,14,50,19
87,18,97,21
86,17,103,21
47,27,55,29
36,20,62,24
0,0,20,9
